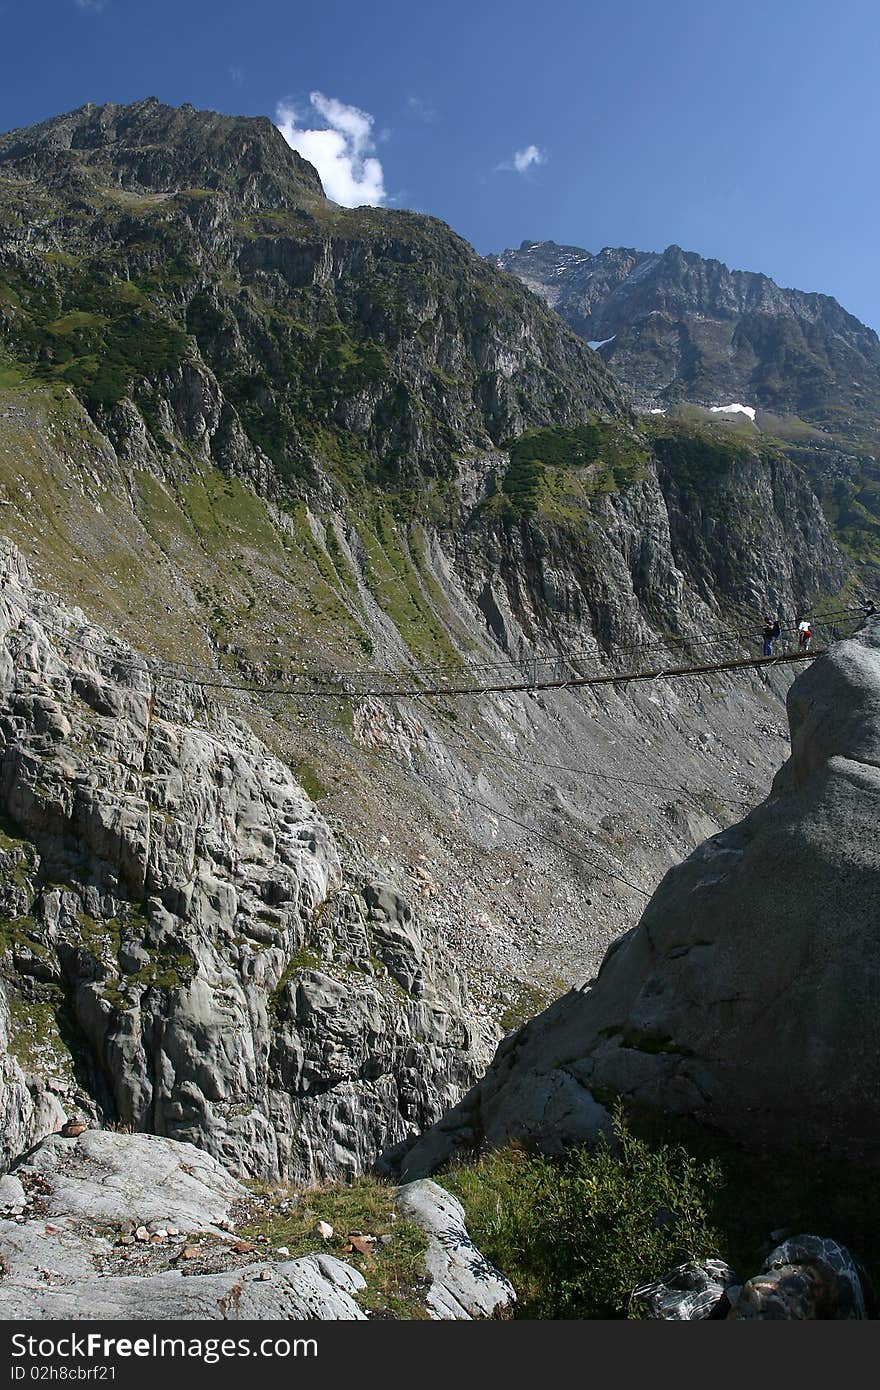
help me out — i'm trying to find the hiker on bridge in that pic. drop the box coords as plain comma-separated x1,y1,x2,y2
798,619,813,651
762,614,780,657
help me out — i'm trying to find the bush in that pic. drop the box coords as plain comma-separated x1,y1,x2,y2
445,1100,880,1318
444,1102,722,1318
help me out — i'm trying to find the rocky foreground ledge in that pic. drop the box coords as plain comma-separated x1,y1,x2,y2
0,1129,513,1320
396,617,880,1176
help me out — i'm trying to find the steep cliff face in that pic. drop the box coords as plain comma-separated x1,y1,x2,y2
397,617,880,1177
0,101,857,1181
0,543,483,1180
489,239,880,581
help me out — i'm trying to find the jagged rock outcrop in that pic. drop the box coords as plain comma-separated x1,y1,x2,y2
631,1258,739,1320
488,240,880,434
396,617,880,1175
0,542,485,1180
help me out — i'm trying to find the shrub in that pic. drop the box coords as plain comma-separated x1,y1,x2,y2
444,1102,722,1318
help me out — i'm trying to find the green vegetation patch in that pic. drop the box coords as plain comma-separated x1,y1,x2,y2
445,1101,880,1318
128,947,196,995
294,761,329,801
268,946,323,1018
361,507,462,668
502,421,649,515
240,1176,430,1318
2,262,191,410
498,980,555,1033
0,914,49,960
6,993,72,1074
444,1103,720,1318
648,418,755,500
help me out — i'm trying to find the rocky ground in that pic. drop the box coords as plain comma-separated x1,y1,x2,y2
0,1129,512,1320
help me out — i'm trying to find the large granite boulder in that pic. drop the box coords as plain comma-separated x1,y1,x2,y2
397,618,880,1175
394,1179,515,1319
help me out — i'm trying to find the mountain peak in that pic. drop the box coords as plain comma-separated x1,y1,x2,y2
0,98,325,207
487,235,880,432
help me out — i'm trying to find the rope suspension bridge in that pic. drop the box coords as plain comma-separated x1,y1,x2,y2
0,580,870,705
1,577,873,899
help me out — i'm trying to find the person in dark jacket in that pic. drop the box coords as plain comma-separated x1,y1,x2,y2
762,615,775,657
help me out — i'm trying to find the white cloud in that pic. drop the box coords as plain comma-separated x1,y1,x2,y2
276,92,386,206
75,0,108,10
513,144,545,173
496,143,547,176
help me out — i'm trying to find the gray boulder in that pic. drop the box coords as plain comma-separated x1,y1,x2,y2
728,1236,867,1320
395,1179,515,1320
398,618,880,1175
0,1240,367,1321
10,1129,245,1231
631,1258,739,1320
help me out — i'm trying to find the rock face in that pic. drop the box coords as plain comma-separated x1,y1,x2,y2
0,543,483,1181
631,1258,739,1320
488,239,880,434
396,617,880,1175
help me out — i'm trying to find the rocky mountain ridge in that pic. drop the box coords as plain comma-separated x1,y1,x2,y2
488,238,880,582
488,239,880,430
0,97,325,210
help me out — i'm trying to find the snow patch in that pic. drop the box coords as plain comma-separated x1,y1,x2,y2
587,336,616,350
710,403,756,421
647,408,667,415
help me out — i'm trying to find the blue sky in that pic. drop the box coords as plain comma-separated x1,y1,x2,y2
2,0,880,327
